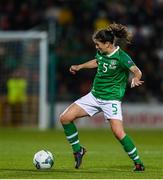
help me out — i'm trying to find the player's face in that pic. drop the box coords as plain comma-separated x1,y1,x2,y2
94,40,110,53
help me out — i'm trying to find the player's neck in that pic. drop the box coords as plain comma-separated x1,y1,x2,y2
108,46,117,54
107,45,117,54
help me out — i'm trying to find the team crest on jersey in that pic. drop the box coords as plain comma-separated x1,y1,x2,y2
109,60,117,69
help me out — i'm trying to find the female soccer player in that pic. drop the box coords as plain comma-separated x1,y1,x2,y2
59,23,145,172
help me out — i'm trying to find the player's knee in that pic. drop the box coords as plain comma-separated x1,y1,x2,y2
59,113,68,124
112,129,125,140
59,113,73,124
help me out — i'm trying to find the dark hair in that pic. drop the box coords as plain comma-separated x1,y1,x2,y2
92,23,132,44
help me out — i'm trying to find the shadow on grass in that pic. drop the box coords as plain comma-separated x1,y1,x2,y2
110,165,163,173
0,165,131,174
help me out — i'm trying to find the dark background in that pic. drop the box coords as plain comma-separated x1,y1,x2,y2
0,0,162,103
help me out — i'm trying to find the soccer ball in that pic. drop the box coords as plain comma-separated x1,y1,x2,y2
33,150,54,169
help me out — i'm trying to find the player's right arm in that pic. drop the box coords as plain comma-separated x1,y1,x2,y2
70,59,98,74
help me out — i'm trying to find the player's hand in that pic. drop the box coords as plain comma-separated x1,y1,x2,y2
69,65,81,75
131,77,144,88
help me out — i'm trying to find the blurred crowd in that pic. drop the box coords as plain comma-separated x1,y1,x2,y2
0,0,163,103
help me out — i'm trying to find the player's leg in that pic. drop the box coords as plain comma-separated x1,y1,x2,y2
109,119,145,171
60,92,99,153
60,103,88,153
60,103,87,169
101,100,144,171
60,92,100,168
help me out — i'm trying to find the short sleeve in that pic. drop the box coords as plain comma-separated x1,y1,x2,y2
119,51,135,69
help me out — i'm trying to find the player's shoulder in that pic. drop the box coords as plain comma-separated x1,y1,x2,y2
118,48,132,60
96,50,102,56
95,50,104,60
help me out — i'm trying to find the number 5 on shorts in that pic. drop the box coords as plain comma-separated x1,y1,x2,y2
112,104,118,115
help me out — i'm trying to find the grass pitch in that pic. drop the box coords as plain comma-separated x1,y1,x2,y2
0,127,163,179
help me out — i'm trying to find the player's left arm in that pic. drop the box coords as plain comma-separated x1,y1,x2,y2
129,65,144,88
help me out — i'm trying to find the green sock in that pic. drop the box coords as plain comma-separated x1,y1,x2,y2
120,135,142,164
62,122,81,152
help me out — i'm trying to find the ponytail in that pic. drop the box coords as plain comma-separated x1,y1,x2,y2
108,23,132,44
92,23,132,44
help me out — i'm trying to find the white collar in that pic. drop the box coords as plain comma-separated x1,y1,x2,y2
106,46,119,57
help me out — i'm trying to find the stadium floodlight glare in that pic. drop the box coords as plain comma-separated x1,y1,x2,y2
0,31,48,129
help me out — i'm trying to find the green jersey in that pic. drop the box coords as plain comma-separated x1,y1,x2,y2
91,46,135,101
